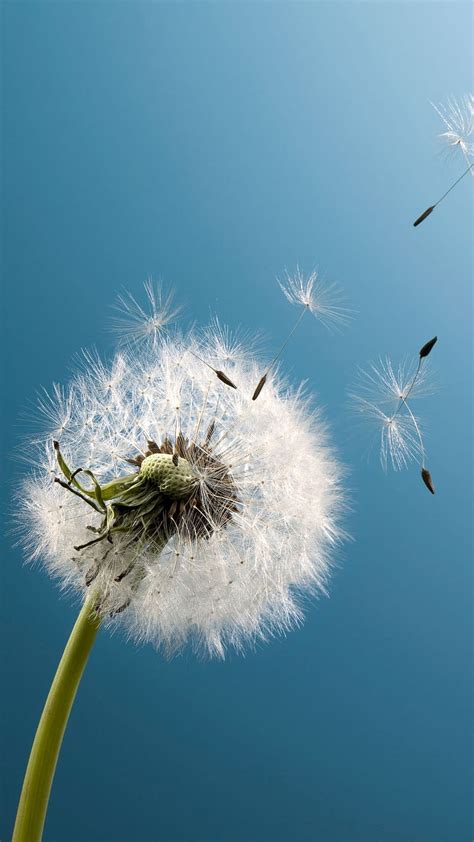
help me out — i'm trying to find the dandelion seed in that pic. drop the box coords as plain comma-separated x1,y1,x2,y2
252,267,350,400
279,267,351,331
203,317,262,367
111,278,181,348
414,95,473,226
350,337,438,491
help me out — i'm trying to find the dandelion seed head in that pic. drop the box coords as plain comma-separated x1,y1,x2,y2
19,328,346,657
279,267,352,330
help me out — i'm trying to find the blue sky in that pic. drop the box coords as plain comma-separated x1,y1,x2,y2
2,3,472,841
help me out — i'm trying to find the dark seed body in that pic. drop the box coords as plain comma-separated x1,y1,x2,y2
252,374,267,401
414,206,435,227
421,468,435,494
419,336,437,358
216,370,237,389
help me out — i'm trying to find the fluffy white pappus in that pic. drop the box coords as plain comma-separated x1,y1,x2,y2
279,267,352,331
20,330,347,658
349,357,434,473
352,357,436,409
111,279,181,349
200,316,265,367
350,395,423,472
431,94,474,167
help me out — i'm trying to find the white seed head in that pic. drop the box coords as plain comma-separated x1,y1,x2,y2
19,326,347,657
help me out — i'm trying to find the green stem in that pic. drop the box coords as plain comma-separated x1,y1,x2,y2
12,593,101,842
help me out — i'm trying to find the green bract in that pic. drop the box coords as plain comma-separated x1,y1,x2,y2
52,443,199,567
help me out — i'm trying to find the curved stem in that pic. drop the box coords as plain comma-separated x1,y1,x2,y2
12,593,101,842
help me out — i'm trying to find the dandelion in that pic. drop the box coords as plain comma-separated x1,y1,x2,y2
252,267,351,400
13,285,346,842
350,337,437,491
414,95,473,226
23,333,345,646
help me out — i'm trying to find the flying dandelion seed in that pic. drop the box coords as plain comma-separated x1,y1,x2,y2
278,267,352,331
252,267,351,400
13,282,347,842
111,278,181,348
350,337,438,491
414,95,473,226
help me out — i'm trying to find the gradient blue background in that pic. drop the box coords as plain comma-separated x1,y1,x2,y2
1,3,472,841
